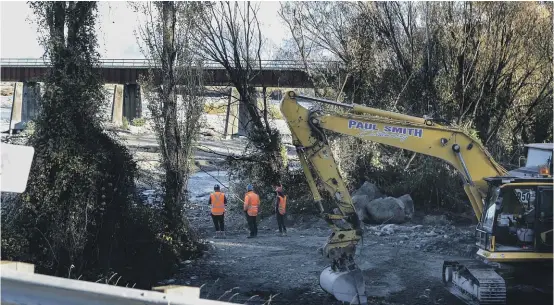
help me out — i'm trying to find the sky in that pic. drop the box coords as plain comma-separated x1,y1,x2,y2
0,1,289,59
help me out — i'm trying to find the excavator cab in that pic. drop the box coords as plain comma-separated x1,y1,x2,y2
476,144,554,258
477,178,553,255
444,151,553,305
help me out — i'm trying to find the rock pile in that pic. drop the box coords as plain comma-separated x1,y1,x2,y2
366,222,477,257
352,181,414,224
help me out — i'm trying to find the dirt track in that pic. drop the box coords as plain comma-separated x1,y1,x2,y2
169,206,472,305
167,205,554,305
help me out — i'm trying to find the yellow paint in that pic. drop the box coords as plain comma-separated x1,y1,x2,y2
541,230,553,243
500,182,553,188
279,91,362,262
327,214,347,220
352,104,426,124
477,249,553,262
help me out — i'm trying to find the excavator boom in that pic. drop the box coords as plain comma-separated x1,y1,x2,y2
281,92,507,220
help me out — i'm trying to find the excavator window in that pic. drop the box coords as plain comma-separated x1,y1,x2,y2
482,185,540,250
539,188,553,217
482,187,500,233
537,187,553,252
482,203,497,233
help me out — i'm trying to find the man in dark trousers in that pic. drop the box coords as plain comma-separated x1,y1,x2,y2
209,184,227,238
274,185,287,236
244,184,260,238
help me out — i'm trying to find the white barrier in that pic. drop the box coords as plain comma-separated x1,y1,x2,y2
1,261,234,305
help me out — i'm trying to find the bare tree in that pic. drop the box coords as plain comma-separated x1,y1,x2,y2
278,0,553,213
194,1,284,186
133,1,205,238
278,2,360,99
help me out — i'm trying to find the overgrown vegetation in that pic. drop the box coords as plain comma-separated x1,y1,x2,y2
204,102,227,115
1,1,201,289
278,2,553,213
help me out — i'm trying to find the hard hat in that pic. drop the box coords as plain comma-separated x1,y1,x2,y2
246,184,253,191
214,184,220,190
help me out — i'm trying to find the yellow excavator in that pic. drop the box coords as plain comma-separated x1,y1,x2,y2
279,90,553,305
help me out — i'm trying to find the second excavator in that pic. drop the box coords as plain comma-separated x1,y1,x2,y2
279,91,553,305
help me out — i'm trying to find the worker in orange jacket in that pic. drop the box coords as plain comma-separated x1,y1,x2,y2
274,185,287,236
244,184,260,238
209,184,227,238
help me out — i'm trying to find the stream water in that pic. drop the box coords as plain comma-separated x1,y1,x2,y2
186,170,231,201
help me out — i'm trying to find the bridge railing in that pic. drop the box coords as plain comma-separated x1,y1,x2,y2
1,58,342,71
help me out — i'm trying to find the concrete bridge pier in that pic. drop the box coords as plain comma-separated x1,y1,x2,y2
123,84,141,122
224,87,238,139
22,82,42,122
237,95,249,137
223,86,277,139
9,82,23,131
110,84,124,125
110,84,142,125
9,82,41,132
224,87,253,139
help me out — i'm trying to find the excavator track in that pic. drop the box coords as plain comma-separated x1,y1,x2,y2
443,260,506,305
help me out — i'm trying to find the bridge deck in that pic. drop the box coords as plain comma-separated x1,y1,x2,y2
1,58,342,87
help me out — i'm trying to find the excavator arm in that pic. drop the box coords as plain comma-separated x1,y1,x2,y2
281,91,507,220
279,91,508,304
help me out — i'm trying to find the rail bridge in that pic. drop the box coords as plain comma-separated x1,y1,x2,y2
0,58,334,87
0,58,341,137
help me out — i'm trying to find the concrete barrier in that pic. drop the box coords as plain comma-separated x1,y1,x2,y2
1,261,236,305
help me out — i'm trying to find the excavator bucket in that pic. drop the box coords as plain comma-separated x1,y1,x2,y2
319,266,368,305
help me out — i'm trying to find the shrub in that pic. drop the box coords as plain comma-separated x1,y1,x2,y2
131,117,146,127
122,117,129,130
267,105,283,120
204,102,227,115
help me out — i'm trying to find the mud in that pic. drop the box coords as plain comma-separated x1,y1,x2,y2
173,208,470,305
170,205,553,305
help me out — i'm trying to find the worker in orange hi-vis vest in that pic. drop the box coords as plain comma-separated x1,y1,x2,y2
243,184,260,238
274,184,287,236
209,184,227,238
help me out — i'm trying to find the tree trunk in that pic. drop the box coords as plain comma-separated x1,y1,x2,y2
160,1,184,234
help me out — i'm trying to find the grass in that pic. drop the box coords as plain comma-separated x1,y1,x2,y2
122,117,129,130
1,86,13,96
131,117,146,127
203,100,283,120
204,102,228,115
